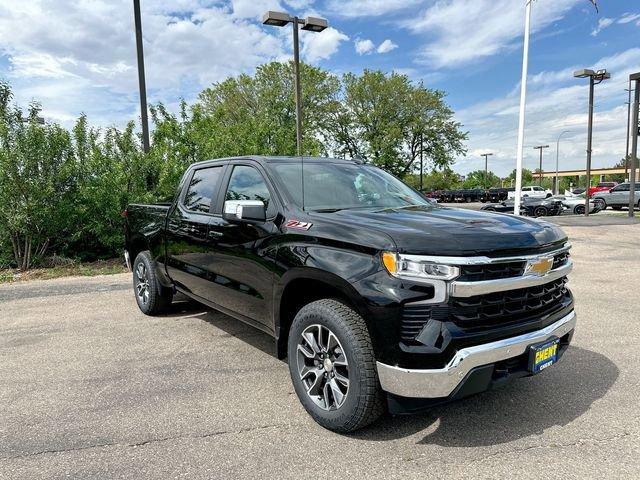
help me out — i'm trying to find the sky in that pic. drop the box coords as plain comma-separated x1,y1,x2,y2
0,0,638,177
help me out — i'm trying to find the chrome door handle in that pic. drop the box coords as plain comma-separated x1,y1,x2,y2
208,230,223,238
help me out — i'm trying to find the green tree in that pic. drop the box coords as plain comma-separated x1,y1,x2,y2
333,70,467,178
193,61,341,158
463,170,501,189
507,168,534,185
0,84,76,269
405,167,461,191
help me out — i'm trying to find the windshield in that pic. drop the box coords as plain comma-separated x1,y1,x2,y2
272,162,431,211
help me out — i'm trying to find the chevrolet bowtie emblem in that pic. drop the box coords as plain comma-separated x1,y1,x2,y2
524,257,554,277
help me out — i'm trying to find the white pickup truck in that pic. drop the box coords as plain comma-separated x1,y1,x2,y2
508,185,553,199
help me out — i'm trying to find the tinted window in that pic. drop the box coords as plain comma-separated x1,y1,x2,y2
272,162,430,211
533,186,543,191
615,184,630,192
226,166,271,208
184,166,223,213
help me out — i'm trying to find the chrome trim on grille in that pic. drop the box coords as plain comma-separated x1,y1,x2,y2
401,244,571,266
377,310,576,398
449,259,572,298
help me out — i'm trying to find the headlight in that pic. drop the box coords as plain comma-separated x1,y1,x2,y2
382,252,460,281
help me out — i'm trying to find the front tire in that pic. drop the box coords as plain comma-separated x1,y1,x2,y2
288,299,385,433
574,205,586,215
533,206,547,217
133,251,173,315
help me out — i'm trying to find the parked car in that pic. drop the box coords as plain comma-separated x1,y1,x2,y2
508,186,553,199
587,181,617,198
485,187,508,203
592,183,640,210
454,188,485,203
553,194,600,215
482,197,564,217
125,156,576,432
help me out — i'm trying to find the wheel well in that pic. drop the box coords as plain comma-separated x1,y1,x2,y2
276,278,357,359
128,238,149,266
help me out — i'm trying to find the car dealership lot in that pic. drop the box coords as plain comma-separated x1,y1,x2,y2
1,221,639,479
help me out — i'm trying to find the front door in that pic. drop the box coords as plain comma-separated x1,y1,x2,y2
207,163,279,330
165,164,226,299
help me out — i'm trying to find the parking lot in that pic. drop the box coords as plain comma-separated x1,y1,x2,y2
1,218,639,479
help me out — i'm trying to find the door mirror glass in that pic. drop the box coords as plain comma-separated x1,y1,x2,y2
223,200,266,221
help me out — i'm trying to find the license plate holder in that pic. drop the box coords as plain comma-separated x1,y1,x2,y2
528,337,560,374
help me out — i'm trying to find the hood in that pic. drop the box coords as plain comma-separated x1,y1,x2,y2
319,205,567,256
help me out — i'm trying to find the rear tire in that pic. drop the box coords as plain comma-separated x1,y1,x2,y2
287,299,385,433
133,251,173,315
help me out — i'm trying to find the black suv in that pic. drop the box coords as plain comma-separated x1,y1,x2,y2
125,156,576,432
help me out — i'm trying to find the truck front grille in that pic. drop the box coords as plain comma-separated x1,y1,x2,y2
400,277,570,344
458,250,569,282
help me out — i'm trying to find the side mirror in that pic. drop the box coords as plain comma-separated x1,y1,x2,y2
223,200,266,222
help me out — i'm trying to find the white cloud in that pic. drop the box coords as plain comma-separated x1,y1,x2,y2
355,38,375,55
231,0,282,19
453,47,640,177
0,0,287,127
617,12,640,24
377,39,398,54
301,27,348,62
406,0,583,68
326,0,422,18
591,17,614,36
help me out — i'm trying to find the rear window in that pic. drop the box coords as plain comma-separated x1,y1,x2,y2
183,166,224,213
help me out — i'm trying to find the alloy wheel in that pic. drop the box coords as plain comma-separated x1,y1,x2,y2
296,324,350,411
135,262,150,305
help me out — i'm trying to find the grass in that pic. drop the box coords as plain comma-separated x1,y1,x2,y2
0,259,128,284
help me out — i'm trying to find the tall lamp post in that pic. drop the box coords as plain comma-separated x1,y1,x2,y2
555,131,570,195
263,11,328,156
481,152,493,188
533,145,549,185
513,0,533,215
628,72,639,218
133,0,150,153
574,68,610,216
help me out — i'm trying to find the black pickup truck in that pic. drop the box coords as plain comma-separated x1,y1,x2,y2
124,156,576,432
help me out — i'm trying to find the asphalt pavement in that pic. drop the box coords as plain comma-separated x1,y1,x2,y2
1,221,639,479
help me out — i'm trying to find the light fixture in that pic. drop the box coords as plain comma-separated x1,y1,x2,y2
262,11,291,27
301,16,328,32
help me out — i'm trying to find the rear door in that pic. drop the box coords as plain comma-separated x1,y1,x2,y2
206,161,280,330
165,163,227,299
610,183,629,205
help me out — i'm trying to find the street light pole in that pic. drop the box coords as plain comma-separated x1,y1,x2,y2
533,145,549,185
628,72,639,218
625,82,632,179
481,152,493,188
292,16,303,156
419,133,424,191
574,68,610,216
555,131,570,195
263,12,328,156
133,0,150,153
514,0,533,216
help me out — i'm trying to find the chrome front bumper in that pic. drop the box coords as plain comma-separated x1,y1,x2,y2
377,310,576,399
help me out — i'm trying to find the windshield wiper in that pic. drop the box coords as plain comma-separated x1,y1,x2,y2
311,208,345,213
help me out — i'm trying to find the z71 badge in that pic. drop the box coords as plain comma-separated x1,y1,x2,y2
285,220,313,230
